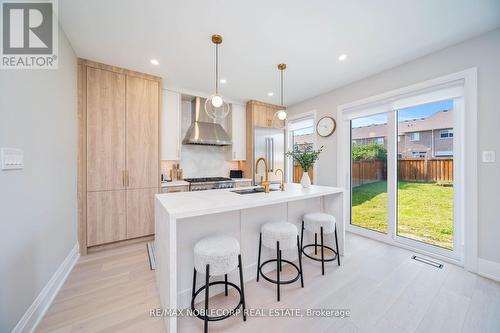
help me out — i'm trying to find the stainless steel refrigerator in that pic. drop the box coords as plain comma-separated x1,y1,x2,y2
254,127,285,184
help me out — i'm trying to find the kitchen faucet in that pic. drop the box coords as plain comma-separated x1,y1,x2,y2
275,168,285,191
255,157,271,193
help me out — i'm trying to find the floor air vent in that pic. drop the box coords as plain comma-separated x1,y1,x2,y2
411,255,443,269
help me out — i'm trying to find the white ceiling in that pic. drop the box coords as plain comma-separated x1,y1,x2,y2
59,0,500,105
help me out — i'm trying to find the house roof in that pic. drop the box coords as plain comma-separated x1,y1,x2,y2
351,110,453,140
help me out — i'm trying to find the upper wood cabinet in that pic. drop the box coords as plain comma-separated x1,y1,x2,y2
78,59,162,253
247,100,285,129
126,76,160,189
161,90,181,160
229,103,246,161
86,67,126,192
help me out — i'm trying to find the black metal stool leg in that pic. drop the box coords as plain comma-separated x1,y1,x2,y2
192,268,197,298
256,232,262,282
279,250,282,272
238,254,247,321
334,226,340,266
314,233,318,254
297,235,304,288
204,264,210,333
224,274,228,296
320,227,325,275
300,221,304,251
276,241,280,302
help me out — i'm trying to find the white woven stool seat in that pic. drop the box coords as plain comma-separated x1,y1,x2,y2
261,221,297,250
303,212,336,234
194,236,240,276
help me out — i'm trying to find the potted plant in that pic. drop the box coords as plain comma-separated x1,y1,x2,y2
285,146,324,188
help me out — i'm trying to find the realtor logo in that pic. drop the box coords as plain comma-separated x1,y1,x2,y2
1,0,58,69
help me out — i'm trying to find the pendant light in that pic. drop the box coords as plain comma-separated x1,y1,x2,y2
273,63,287,124
205,34,230,119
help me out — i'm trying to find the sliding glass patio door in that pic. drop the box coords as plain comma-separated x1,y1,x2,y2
348,99,461,260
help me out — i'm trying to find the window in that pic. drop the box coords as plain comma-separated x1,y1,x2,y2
375,137,384,144
440,129,453,138
408,132,420,141
411,151,427,158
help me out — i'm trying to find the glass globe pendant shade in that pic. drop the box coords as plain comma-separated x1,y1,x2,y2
211,94,223,108
277,110,287,120
205,94,230,120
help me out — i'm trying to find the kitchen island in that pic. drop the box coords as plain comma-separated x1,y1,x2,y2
155,183,343,333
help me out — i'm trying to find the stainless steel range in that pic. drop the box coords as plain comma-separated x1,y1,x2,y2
183,177,235,191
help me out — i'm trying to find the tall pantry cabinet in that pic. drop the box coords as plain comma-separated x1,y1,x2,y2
78,59,161,254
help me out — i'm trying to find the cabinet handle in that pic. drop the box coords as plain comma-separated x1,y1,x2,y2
122,170,126,187
126,170,130,187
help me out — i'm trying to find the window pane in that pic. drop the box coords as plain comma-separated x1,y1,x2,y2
397,100,454,249
351,113,388,233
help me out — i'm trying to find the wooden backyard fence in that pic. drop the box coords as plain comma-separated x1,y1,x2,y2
352,159,453,186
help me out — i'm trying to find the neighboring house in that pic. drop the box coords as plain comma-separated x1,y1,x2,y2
352,110,453,158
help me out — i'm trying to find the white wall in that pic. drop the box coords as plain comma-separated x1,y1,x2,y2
287,28,500,264
0,27,78,331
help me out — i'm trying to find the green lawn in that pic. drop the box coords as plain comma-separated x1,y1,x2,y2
352,181,453,249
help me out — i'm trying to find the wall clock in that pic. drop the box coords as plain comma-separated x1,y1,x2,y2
316,116,336,137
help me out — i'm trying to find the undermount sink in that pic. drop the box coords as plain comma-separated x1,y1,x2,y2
231,187,279,195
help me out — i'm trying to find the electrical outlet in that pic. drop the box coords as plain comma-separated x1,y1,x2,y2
482,151,495,163
1,148,24,170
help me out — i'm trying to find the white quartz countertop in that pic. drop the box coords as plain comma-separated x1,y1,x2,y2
156,183,343,219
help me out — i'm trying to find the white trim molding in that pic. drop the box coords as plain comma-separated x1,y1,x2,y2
337,68,478,272
12,243,79,333
478,258,500,283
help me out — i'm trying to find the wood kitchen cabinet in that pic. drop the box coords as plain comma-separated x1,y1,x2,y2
86,68,126,192
78,59,161,254
126,76,159,189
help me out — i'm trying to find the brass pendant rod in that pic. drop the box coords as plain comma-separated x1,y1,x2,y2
215,43,219,94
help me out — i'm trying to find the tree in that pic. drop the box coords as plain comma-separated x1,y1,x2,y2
351,143,387,161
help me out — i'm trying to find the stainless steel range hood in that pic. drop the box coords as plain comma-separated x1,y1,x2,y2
182,96,232,146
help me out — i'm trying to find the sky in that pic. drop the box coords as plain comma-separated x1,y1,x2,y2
351,99,453,128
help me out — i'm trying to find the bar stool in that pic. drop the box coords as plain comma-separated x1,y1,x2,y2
301,212,340,275
256,221,304,301
191,235,246,333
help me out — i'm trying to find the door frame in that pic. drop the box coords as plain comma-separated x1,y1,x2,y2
337,68,477,271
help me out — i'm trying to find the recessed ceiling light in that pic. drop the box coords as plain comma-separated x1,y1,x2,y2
267,92,274,96
338,54,348,62
220,78,227,84
150,59,159,65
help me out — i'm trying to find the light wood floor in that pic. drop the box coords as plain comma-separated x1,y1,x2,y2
38,233,500,333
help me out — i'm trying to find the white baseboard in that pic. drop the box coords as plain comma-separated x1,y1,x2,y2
12,243,80,333
477,258,500,282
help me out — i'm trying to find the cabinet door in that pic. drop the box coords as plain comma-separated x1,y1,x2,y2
230,104,246,160
86,67,126,191
126,76,159,189
126,188,157,238
161,90,181,160
87,190,126,246
269,108,285,128
253,104,269,128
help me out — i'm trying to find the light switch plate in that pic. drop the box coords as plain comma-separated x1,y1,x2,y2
482,151,495,163
1,148,24,170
